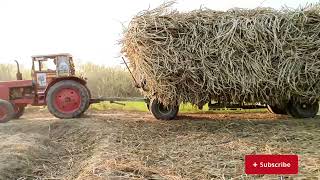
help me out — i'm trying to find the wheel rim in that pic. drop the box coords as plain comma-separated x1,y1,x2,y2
300,103,309,111
0,106,8,121
54,88,82,113
297,103,317,112
157,103,173,115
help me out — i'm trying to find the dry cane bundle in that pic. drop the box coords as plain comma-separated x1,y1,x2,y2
122,2,320,108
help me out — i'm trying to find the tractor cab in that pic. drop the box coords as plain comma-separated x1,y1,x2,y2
31,53,75,90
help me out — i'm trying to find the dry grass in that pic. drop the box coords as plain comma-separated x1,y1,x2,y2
0,110,102,180
122,2,320,108
0,133,51,179
2,109,318,179
78,63,140,98
77,112,320,179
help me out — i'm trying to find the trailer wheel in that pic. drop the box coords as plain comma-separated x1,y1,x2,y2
286,102,298,117
0,100,14,123
150,99,179,120
267,105,287,115
13,105,25,119
46,80,90,119
287,101,319,118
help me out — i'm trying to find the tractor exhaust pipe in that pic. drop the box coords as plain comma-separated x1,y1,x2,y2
14,60,23,80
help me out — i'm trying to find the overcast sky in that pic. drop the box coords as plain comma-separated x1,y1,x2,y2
0,0,318,67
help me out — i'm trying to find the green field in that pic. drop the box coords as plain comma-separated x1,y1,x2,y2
90,101,268,113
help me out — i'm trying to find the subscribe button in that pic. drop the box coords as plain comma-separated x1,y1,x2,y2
245,155,298,175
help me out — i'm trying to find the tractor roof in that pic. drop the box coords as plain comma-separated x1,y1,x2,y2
32,53,72,59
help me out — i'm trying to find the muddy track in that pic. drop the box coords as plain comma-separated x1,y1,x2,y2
0,109,319,179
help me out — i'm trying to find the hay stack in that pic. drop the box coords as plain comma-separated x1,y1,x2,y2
122,2,320,108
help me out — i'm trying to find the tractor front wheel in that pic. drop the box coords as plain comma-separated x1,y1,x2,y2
46,80,90,119
150,99,179,120
0,100,14,123
13,104,25,119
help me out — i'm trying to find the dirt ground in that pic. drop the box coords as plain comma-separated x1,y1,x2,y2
0,108,319,180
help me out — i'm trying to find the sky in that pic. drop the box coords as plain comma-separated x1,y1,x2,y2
0,0,318,67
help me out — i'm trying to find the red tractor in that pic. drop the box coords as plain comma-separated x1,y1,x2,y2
0,53,93,123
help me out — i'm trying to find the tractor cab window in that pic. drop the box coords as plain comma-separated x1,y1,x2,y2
34,61,40,71
56,56,70,76
41,59,56,71
33,59,56,72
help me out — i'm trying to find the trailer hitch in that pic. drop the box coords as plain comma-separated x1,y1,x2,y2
121,57,148,91
110,101,126,106
121,57,139,87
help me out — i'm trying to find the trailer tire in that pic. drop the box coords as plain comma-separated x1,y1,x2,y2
0,100,14,123
286,102,298,117
267,105,287,115
287,101,319,118
150,99,179,120
46,80,90,119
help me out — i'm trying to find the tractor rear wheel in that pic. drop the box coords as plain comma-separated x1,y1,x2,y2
150,99,179,120
83,86,91,111
287,101,319,118
0,100,14,123
46,80,90,119
13,104,25,119
267,105,287,115
76,85,91,118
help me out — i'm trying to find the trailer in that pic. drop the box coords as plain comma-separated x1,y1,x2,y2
121,58,319,121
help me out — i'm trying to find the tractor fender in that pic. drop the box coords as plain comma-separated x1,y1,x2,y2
44,77,91,98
